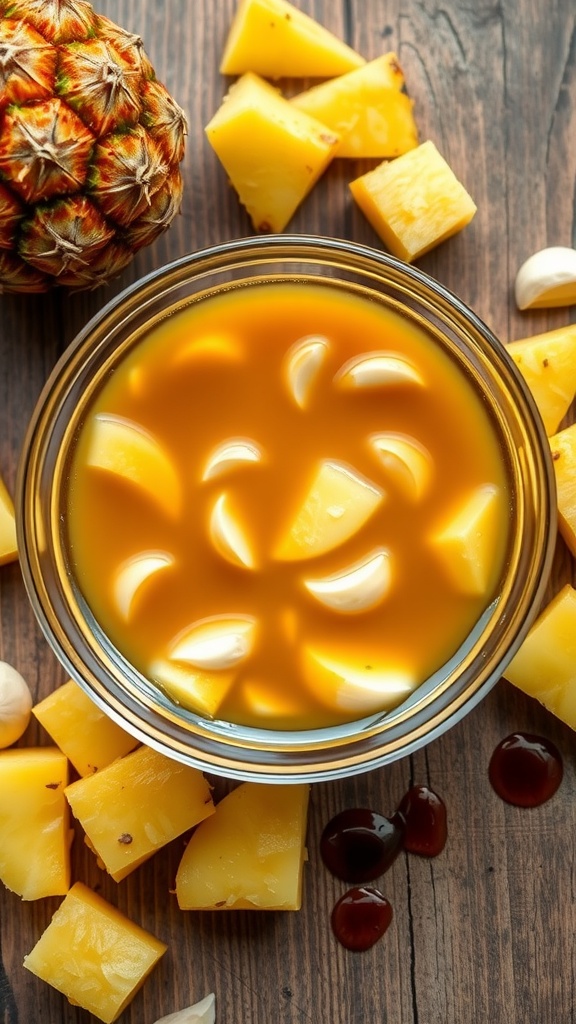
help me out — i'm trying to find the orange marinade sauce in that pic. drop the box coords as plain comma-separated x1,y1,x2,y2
66,281,511,731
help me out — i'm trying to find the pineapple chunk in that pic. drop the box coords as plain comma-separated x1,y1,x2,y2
301,644,415,715
430,483,503,596
32,679,139,777
0,470,17,565
291,54,418,158
503,584,576,730
0,747,70,900
23,881,167,1024
205,72,340,233
550,422,576,556
65,744,214,881
175,782,309,910
149,659,237,718
507,324,576,435
349,140,477,262
220,0,365,78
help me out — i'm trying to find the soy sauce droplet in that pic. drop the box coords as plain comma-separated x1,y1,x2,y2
331,886,393,951
320,807,405,883
489,732,563,807
396,784,447,857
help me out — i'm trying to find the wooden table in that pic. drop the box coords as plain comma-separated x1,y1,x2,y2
1,1,575,1021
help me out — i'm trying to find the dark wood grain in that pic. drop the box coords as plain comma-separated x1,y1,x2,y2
1,1,576,1022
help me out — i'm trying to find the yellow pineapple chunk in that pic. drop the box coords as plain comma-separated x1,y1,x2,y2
507,324,576,435
220,0,365,78
0,470,17,565
503,584,576,730
0,747,70,900
23,881,167,1024
349,140,477,262
291,54,418,158
205,72,340,233
32,679,139,777
549,422,576,556
65,744,214,881
430,484,503,596
175,782,309,910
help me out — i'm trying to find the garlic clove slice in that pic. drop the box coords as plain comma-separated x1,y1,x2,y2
169,615,257,670
171,332,243,367
334,351,424,389
369,432,433,500
152,993,216,1024
113,551,174,620
283,334,330,408
514,246,576,310
301,645,415,715
209,492,256,569
304,547,392,613
202,437,263,481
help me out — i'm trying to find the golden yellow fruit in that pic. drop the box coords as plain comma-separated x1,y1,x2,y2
507,324,576,435
0,471,17,565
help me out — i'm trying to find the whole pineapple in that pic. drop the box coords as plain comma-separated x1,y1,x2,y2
0,0,187,291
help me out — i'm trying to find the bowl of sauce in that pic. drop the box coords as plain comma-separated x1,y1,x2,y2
16,236,556,781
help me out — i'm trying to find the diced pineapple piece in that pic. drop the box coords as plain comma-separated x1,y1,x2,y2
430,484,503,596
349,140,477,262
175,782,309,910
65,744,214,881
549,422,576,556
0,470,17,565
274,458,384,560
205,73,340,233
301,644,415,715
291,54,418,158
220,0,365,78
32,679,139,777
503,584,576,730
149,659,236,718
23,881,167,1024
507,324,576,435
0,747,70,900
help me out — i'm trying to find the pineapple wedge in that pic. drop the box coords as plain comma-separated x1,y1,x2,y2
430,484,503,597
32,679,139,777
0,747,71,900
291,54,418,158
507,324,576,435
176,781,309,910
205,72,340,233
550,422,576,556
503,584,576,730
349,140,477,262
65,744,214,881
23,881,167,1024
220,0,365,78
0,470,17,565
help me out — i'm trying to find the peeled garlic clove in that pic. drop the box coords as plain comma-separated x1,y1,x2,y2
304,547,392,613
209,492,256,569
301,646,415,715
0,661,32,748
369,432,433,501
169,615,257,670
152,993,216,1024
284,334,330,408
514,246,576,310
202,437,263,481
334,351,424,389
113,551,174,620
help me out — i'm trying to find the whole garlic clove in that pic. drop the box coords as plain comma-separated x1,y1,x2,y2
0,661,32,748
514,246,576,310
152,993,216,1024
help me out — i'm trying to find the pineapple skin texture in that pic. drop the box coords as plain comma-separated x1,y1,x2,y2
0,0,187,292
23,881,167,1023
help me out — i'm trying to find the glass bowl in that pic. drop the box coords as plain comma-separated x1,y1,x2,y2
16,235,556,782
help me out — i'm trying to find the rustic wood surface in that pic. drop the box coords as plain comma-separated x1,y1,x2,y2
1,1,576,1022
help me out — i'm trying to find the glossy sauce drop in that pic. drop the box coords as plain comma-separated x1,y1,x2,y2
331,886,393,952
488,732,563,807
396,784,448,857
320,807,405,883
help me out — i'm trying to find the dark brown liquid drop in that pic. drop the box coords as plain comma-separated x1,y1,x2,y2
396,784,447,857
489,732,563,807
320,807,405,883
331,886,393,951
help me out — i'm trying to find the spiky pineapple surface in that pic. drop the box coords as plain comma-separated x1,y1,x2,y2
0,0,187,291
